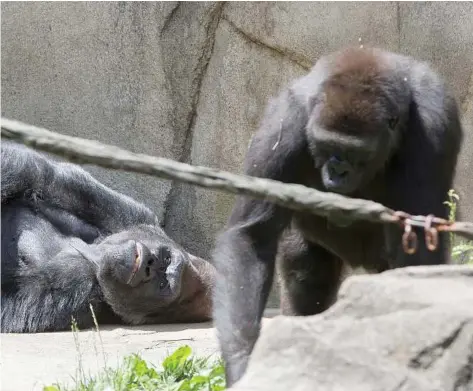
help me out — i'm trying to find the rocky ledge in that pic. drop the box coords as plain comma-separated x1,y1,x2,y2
233,265,473,391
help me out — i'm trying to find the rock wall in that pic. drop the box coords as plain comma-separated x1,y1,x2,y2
2,2,473,306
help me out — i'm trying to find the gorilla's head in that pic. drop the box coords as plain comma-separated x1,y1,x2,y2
305,47,411,195
89,224,215,325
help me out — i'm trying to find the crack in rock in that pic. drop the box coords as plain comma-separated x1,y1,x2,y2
453,332,473,390
160,2,181,37
183,2,225,164
161,2,225,231
396,2,402,52
143,338,195,350
408,321,467,370
221,15,312,71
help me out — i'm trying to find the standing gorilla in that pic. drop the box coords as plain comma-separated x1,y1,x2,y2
1,141,215,333
212,47,464,385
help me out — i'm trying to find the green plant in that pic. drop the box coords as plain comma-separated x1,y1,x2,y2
43,346,225,391
44,305,226,391
444,189,460,243
444,189,473,264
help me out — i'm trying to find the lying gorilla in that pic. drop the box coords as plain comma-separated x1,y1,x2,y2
1,141,215,333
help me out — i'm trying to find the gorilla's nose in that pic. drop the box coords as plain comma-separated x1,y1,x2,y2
327,156,351,177
128,242,172,286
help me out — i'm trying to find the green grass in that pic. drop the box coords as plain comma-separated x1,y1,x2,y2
43,306,226,391
44,345,226,391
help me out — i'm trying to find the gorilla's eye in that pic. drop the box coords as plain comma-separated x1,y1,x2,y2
388,117,399,130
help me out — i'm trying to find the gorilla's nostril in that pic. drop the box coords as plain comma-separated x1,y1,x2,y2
328,157,351,178
328,165,342,177
158,246,173,266
159,278,169,290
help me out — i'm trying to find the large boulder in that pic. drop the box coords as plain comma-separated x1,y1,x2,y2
232,265,473,391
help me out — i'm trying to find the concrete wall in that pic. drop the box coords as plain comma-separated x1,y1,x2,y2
2,2,472,306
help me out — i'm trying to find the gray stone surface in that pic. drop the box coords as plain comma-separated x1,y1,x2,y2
1,323,219,391
2,2,473,305
458,83,473,218
233,265,473,391
224,2,400,63
1,1,220,224
0,310,279,391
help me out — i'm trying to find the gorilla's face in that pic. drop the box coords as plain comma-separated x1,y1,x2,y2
307,122,384,195
92,224,214,324
97,233,186,300
306,82,404,195
318,154,366,194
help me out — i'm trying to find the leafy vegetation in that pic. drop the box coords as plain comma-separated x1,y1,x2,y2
43,306,225,391
43,345,225,391
444,189,473,264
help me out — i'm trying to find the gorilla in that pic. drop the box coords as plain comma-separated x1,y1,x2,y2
212,46,464,386
1,141,215,333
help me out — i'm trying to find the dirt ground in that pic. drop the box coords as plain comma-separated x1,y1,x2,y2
0,310,278,391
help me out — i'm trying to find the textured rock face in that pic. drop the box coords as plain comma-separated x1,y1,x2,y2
232,265,473,391
2,2,473,306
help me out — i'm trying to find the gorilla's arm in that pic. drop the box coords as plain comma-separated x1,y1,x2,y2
384,60,463,267
212,88,310,385
1,142,158,232
1,247,102,333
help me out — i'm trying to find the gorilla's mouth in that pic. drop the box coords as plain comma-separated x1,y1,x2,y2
126,243,143,285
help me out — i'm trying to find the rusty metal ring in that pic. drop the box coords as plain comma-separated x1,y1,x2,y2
424,214,439,251
425,228,438,251
402,224,418,254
